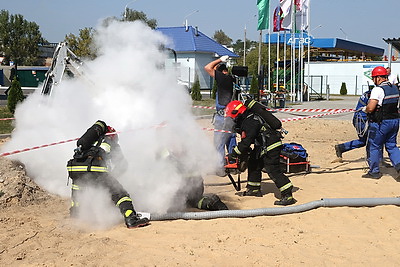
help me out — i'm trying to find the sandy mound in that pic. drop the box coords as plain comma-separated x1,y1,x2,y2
0,139,52,208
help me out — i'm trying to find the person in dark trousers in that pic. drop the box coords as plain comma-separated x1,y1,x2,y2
225,100,297,205
67,120,150,228
204,56,237,176
334,88,371,161
362,66,400,179
158,148,228,211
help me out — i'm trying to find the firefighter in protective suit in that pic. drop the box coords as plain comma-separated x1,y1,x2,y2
225,100,297,205
158,148,228,211
67,120,150,228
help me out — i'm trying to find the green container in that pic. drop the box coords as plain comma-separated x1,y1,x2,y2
17,67,48,87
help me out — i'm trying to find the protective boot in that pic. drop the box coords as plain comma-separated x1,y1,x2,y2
197,194,228,211
69,206,79,218
124,210,150,229
243,188,263,197
335,144,344,158
274,195,297,206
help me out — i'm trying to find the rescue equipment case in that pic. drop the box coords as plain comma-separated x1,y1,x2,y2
280,143,310,173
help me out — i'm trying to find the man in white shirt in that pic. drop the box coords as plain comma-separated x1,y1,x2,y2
362,66,400,180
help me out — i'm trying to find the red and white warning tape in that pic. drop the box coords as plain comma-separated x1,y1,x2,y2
0,122,166,158
280,109,350,122
192,105,216,110
272,108,354,113
0,109,350,158
0,118,14,121
191,105,355,113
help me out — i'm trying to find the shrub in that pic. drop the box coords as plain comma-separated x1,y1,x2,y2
249,73,259,95
191,74,202,101
340,82,347,95
7,77,24,114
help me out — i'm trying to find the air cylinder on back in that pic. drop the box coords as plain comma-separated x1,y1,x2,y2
244,99,282,129
77,120,107,150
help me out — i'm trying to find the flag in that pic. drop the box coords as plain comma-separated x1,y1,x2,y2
280,0,309,32
299,0,310,31
280,0,293,30
273,6,283,32
280,0,292,18
257,0,270,30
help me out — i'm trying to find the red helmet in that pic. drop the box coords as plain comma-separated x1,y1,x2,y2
371,66,388,77
225,100,246,119
106,126,118,141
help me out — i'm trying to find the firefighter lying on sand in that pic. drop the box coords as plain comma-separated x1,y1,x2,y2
158,148,228,211
225,100,297,206
67,120,150,229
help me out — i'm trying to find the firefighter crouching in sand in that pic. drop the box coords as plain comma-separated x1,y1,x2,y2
225,100,297,206
67,120,150,228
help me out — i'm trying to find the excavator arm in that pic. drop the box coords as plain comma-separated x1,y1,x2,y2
41,42,85,96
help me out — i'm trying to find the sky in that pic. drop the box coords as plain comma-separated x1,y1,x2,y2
2,0,399,55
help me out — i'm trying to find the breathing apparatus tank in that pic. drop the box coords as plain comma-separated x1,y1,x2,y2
244,99,282,129
76,120,107,151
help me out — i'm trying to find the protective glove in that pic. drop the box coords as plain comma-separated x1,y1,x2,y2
361,106,367,113
219,55,229,62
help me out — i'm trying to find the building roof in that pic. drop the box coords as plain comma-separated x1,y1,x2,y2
267,33,384,58
156,26,238,57
383,38,400,53
312,38,384,57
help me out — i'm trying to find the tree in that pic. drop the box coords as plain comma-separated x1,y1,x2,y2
7,77,24,114
212,30,232,46
123,8,157,29
64,27,97,59
191,75,202,101
0,10,46,66
249,73,259,96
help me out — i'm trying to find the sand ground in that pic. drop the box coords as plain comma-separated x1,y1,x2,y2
1,101,400,266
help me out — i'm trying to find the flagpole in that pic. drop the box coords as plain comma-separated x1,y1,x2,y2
283,30,287,96
300,2,304,102
276,31,280,97
258,29,262,97
291,0,295,102
268,29,271,93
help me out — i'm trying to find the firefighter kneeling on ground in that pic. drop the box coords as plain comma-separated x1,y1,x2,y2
225,100,297,206
67,120,150,229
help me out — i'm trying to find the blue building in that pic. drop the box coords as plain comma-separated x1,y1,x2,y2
157,26,238,90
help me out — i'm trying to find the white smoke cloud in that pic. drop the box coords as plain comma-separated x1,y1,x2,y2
1,20,219,226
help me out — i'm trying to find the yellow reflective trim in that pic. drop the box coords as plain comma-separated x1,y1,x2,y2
247,99,256,109
197,197,205,209
71,184,80,190
248,181,261,187
116,196,132,207
233,146,241,155
125,210,133,217
279,182,293,192
67,166,108,172
234,103,244,111
67,166,87,171
95,121,106,131
89,166,108,172
71,200,80,207
266,141,282,151
100,142,111,153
